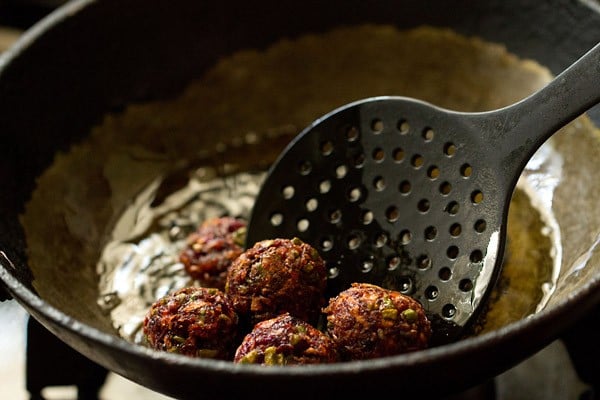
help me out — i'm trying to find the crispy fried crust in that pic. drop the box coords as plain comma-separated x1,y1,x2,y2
324,283,431,360
234,313,338,365
143,287,239,359
179,217,246,290
225,238,327,326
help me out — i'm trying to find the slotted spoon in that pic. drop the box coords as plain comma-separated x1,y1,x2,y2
246,42,600,344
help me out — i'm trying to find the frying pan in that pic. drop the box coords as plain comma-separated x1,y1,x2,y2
0,0,599,398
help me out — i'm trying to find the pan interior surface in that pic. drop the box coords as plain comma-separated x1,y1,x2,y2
19,24,600,364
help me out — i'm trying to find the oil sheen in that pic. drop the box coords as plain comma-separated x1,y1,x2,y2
96,148,559,342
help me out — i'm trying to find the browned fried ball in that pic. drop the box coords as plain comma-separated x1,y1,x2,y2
323,282,431,360
142,286,239,359
234,313,338,365
225,237,327,327
179,216,246,290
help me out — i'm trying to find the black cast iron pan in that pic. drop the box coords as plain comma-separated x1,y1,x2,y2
0,1,599,398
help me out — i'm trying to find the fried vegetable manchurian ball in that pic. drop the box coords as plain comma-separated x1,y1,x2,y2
143,287,239,359
234,313,338,365
179,216,246,290
323,283,431,360
225,237,327,326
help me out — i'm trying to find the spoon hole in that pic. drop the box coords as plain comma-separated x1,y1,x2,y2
439,181,452,195
320,140,334,156
270,213,283,227
329,209,342,224
335,164,348,179
425,285,439,300
374,232,388,247
371,119,384,133
361,210,374,225
305,198,318,212
443,142,456,157
387,256,400,270
328,266,340,279
347,234,361,250
470,250,484,263
320,238,333,252
282,185,295,199
297,218,310,232
298,160,312,175
345,125,360,142
447,246,459,260
361,260,374,273
373,176,386,191
417,254,431,269
449,223,462,237
319,179,331,194
446,201,459,215
439,267,452,281
348,187,362,202
442,304,457,319
386,206,400,222
460,163,472,177
425,226,437,241
399,180,412,195
471,190,484,204
411,154,424,168
372,148,385,162
399,230,412,245
459,279,474,292
397,119,410,135
422,127,434,142
392,148,405,162
417,199,430,213
397,276,413,293
353,153,366,168
427,166,440,179
474,219,487,232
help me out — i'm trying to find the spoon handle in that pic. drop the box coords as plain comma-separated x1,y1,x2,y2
472,42,600,178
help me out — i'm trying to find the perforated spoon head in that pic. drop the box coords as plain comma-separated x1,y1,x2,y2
247,97,505,343
246,43,600,344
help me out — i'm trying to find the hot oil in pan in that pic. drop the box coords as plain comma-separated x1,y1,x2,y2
96,165,265,343
95,147,558,343
22,24,571,345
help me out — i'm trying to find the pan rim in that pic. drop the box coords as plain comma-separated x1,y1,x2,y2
2,258,600,376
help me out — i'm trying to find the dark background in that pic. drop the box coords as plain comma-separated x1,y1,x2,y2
0,0,64,29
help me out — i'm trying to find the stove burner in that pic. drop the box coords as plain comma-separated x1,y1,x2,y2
26,318,108,400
